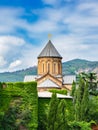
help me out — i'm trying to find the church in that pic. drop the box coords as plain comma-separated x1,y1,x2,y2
24,40,76,91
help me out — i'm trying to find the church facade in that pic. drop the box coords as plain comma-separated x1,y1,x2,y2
24,40,76,91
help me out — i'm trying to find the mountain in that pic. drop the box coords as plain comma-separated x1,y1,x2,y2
0,66,37,82
0,59,98,82
62,59,98,75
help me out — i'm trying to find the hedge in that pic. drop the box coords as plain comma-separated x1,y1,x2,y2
0,82,38,130
49,89,68,95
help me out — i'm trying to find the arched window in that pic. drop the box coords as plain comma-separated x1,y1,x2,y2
58,62,61,74
42,63,44,73
53,63,56,74
47,63,50,72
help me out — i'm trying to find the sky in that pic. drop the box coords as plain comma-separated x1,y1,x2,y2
0,0,98,72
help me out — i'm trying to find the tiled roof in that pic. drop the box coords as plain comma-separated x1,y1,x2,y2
24,75,37,82
38,79,60,88
38,40,62,58
63,75,76,84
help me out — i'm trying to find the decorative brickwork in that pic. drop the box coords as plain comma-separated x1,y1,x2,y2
38,57,62,76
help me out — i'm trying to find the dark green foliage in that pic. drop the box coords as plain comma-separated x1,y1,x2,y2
47,94,71,130
74,78,84,121
74,77,89,122
88,96,98,123
0,82,2,89
79,72,98,96
24,82,38,130
49,89,67,95
38,98,50,130
73,73,98,124
0,82,38,130
89,90,98,96
47,93,59,130
80,81,89,121
71,81,76,96
69,121,91,130
1,105,21,130
13,82,24,88
55,99,69,130
87,73,97,91
38,97,73,130
64,99,74,122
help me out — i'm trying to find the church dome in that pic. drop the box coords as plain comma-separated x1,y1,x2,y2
38,40,62,58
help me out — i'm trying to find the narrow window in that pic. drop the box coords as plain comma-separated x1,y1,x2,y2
47,63,50,72
43,63,44,73
58,63,61,74
54,63,56,74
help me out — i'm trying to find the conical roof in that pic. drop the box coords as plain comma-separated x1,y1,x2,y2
38,40,62,58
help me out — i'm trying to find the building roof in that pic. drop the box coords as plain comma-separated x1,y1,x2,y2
38,79,60,88
38,40,62,58
24,75,37,82
63,75,76,84
38,91,72,98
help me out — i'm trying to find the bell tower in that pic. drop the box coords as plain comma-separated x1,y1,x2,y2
37,40,62,76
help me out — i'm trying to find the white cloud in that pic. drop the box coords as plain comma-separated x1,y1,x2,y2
0,1,98,37
0,36,25,58
0,35,43,72
0,35,25,46
51,34,98,62
0,7,24,33
30,2,98,37
0,35,26,72
9,60,22,69
0,56,6,66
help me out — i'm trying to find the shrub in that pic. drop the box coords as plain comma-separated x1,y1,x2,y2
69,121,92,130
49,89,67,95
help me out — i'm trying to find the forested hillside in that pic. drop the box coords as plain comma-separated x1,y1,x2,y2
62,59,98,75
0,59,98,82
0,66,37,82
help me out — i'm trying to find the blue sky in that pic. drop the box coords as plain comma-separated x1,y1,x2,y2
0,0,98,72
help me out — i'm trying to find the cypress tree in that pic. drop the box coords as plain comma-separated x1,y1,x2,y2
74,77,85,121
0,82,2,90
80,81,89,121
47,93,59,130
54,99,69,130
71,81,76,97
74,76,89,122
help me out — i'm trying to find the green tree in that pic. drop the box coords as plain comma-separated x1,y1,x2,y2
88,96,98,123
73,73,98,124
74,77,84,121
47,93,59,130
54,99,69,130
71,81,76,96
74,77,89,122
80,81,89,121
47,94,69,130
0,82,2,90
80,72,98,95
